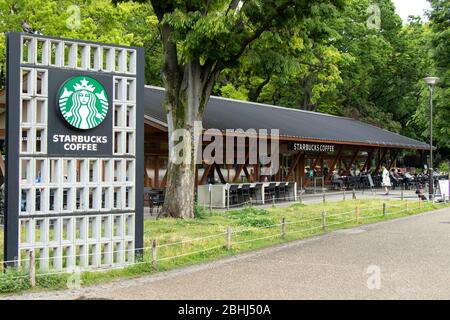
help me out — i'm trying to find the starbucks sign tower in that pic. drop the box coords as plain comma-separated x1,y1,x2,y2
4,33,144,271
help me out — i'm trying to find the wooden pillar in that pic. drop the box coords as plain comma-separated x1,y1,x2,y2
297,153,305,188
374,149,387,173
388,150,400,170
325,147,343,182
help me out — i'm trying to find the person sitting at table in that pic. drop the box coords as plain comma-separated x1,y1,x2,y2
331,170,344,189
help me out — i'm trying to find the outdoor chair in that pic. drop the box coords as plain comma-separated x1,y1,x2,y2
251,183,264,204
277,183,286,201
264,183,277,202
227,184,239,206
238,184,251,204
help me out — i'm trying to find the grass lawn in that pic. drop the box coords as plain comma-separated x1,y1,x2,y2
0,198,448,295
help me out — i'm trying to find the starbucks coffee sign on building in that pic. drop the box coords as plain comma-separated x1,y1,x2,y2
4,33,144,271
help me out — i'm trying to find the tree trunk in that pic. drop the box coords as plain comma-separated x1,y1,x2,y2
161,61,216,219
162,133,196,219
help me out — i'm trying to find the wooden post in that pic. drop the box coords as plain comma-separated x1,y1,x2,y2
405,199,409,211
272,195,275,206
227,184,230,210
419,197,422,209
209,186,212,211
352,189,356,200
249,197,253,207
383,203,386,217
323,193,326,204
226,226,231,250
29,250,36,288
343,190,346,201
322,209,326,230
356,206,360,224
281,218,286,239
152,240,157,268
401,187,404,201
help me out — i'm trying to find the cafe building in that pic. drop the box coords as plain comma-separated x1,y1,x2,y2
0,85,430,199
141,86,429,206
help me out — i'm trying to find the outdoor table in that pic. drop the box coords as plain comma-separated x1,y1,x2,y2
197,182,297,208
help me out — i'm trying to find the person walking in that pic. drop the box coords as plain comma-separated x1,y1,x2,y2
382,165,391,195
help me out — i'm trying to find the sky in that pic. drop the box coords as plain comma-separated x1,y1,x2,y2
392,0,431,22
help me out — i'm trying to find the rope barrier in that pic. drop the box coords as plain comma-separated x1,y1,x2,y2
1,198,449,278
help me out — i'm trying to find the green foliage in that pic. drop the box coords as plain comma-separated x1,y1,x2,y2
36,273,69,289
194,204,214,219
227,206,276,227
438,161,449,173
0,268,31,293
0,0,160,90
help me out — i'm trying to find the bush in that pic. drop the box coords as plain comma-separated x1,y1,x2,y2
194,204,213,219
227,207,276,227
0,268,31,294
438,161,449,174
36,273,69,289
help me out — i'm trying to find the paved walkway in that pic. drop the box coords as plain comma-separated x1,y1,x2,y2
6,206,450,300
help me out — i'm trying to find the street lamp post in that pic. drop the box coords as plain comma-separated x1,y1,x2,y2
423,76,440,201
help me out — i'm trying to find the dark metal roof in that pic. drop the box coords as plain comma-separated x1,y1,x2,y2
144,86,430,150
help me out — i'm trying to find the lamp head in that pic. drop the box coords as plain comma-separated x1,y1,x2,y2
423,76,440,86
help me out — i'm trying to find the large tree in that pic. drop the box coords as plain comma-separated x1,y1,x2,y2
147,0,344,219
0,0,155,88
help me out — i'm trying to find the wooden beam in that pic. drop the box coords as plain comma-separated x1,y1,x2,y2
242,166,252,182
361,151,373,171
325,147,343,182
388,150,400,170
199,164,213,185
215,165,227,184
374,149,388,173
304,153,323,187
344,149,359,175
160,171,168,188
286,152,302,181
253,164,260,182
232,152,249,183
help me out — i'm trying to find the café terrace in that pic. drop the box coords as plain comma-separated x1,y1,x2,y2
141,86,430,207
0,85,430,207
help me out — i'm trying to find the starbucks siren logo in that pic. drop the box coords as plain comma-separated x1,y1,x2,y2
58,76,108,130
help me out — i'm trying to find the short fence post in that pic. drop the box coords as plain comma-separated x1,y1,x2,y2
299,189,303,204
352,189,356,200
29,250,36,288
322,209,326,231
356,206,360,224
323,193,326,204
209,186,212,211
383,203,386,217
272,195,275,206
401,187,404,201
443,194,446,204
249,197,253,207
405,199,409,211
343,190,346,201
226,226,232,250
152,240,157,269
419,197,422,209
314,178,317,194
281,218,286,239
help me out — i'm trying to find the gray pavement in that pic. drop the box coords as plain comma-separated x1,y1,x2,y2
6,205,450,300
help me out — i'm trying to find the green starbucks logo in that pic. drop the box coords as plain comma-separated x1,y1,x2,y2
58,76,108,130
